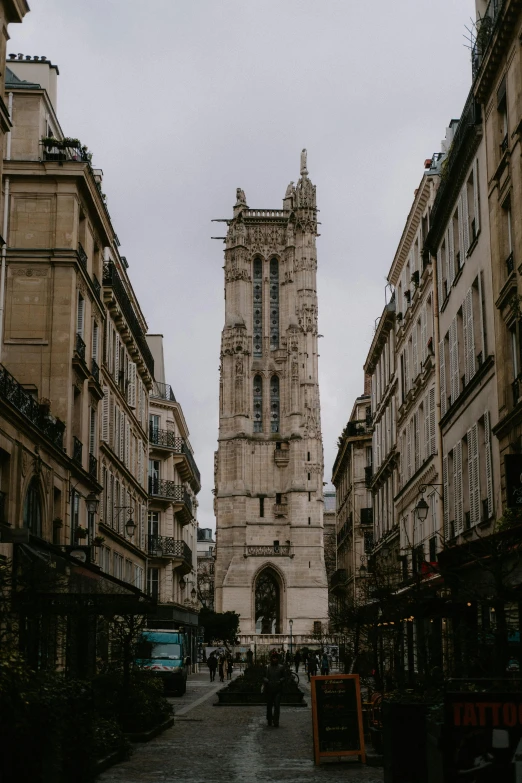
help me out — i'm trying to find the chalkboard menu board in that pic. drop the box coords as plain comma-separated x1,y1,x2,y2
311,674,366,765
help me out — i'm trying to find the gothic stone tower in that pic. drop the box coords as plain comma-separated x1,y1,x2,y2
214,151,328,640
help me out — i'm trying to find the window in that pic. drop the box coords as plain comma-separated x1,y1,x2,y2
92,321,99,362
149,414,160,441
253,375,263,432
113,552,123,580
23,478,42,537
77,292,84,337
270,375,280,433
497,77,508,154
125,559,133,583
502,197,514,274
148,567,159,600
253,258,263,357
269,258,279,350
134,565,144,591
149,459,160,494
89,408,96,456
275,493,282,505
259,496,264,518
70,488,80,543
148,510,159,540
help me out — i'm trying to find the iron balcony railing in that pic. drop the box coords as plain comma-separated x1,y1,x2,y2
75,333,86,361
102,261,154,376
91,358,100,384
150,381,176,401
471,0,504,78
41,140,91,163
346,420,371,437
147,535,192,564
89,453,97,479
77,243,87,269
148,427,201,488
0,364,65,449
148,478,193,512
73,436,83,465
330,569,348,590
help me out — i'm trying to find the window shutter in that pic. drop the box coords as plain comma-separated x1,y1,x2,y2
140,505,145,551
114,336,120,384
484,410,493,518
448,225,455,288
468,424,481,525
412,323,418,379
429,386,436,457
437,248,443,309
457,195,465,265
439,339,447,416
421,306,427,365
77,295,85,336
127,362,137,409
449,317,459,404
473,158,480,234
120,411,125,462
125,419,130,467
462,187,470,256
102,388,110,442
454,441,463,534
466,287,475,384
443,455,449,540
424,395,430,461
137,438,142,484
414,411,420,472
407,419,412,478
405,347,410,394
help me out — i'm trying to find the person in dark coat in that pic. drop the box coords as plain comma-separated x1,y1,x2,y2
226,654,233,680
294,650,301,673
263,651,286,727
207,652,217,682
307,651,318,682
321,652,330,675
218,653,226,683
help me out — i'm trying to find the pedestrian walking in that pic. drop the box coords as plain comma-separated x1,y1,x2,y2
285,649,291,666
207,652,217,682
263,650,286,727
294,649,301,673
226,654,233,680
307,651,317,682
320,652,329,676
218,653,226,683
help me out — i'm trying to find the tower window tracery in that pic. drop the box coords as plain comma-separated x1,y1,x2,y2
253,258,263,357
270,375,280,433
253,375,263,432
269,258,279,350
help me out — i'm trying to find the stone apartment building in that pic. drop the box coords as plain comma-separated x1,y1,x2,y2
146,334,200,658
331,392,373,610
197,527,215,611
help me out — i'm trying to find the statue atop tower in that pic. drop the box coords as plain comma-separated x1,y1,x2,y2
213,151,328,647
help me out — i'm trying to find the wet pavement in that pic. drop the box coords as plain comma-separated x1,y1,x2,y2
97,668,384,783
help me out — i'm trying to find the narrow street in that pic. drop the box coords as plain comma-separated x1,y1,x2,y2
97,670,384,783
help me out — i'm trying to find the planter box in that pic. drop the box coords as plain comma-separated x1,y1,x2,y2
215,689,306,706
383,702,427,783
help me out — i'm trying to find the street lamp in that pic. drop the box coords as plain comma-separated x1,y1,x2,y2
85,492,99,515
125,517,136,538
415,497,429,522
289,618,293,655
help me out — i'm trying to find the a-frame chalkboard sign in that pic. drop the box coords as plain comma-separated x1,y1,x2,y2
310,674,366,765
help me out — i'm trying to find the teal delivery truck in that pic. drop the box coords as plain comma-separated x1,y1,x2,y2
137,630,191,695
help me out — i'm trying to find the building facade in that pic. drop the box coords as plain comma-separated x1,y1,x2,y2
197,527,215,611
213,151,328,644
331,393,373,610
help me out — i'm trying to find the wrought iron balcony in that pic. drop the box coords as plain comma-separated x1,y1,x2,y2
471,0,504,78
150,381,176,401
41,139,91,163
148,427,201,490
245,544,291,557
0,364,65,449
91,358,100,384
77,243,87,269
330,568,348,590
147,535,192,567
73,436,83,465
501,133,509,155
92,273,101,300
75,333,86,361
102,260,154,376
89,453,98,479
148,478,193,513
346,420,371,438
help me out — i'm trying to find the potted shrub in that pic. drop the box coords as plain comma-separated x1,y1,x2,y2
93,535,105,547
75,525,88,541
62,137,81,149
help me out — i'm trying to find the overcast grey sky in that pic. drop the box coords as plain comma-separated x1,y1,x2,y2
10,0,476,529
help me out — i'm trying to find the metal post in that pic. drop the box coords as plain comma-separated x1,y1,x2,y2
289,619,293,655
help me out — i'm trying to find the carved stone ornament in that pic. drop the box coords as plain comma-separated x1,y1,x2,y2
235,188,247,206
247,224,285,255
12,267,48,277
221,325,250,357
21,450,31,476
77,279,87,298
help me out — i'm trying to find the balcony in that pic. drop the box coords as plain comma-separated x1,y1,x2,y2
274,446,290,467
147,536,192,574
77,242,88,269
273,503,288,517
346,420,371,438
89,453,98,479
102,260,154,376
75,333,86,361
41,138,91,163
150,381,176,401
72,333,89,380
513,375,522,406
148,478,193,523
73,437,83,466
244,544,291,557
471,0,504,78
330,568,348,591
148,427,201,491
0,364,65,449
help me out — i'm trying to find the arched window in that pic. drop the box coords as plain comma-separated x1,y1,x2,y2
255,568,281,634
253,258,263,357
269,258,279,350
23,477,42,537
253,375,263,433
270,375,280,433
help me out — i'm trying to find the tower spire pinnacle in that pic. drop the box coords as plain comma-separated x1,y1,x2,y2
300,148,308,177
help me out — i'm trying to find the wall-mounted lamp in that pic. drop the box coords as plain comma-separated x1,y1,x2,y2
85,491,100,515
415,497,429,522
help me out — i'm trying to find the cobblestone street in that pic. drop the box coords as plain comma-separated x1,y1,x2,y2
97,671,384,783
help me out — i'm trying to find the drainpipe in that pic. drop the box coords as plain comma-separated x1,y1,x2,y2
0,92,13,363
